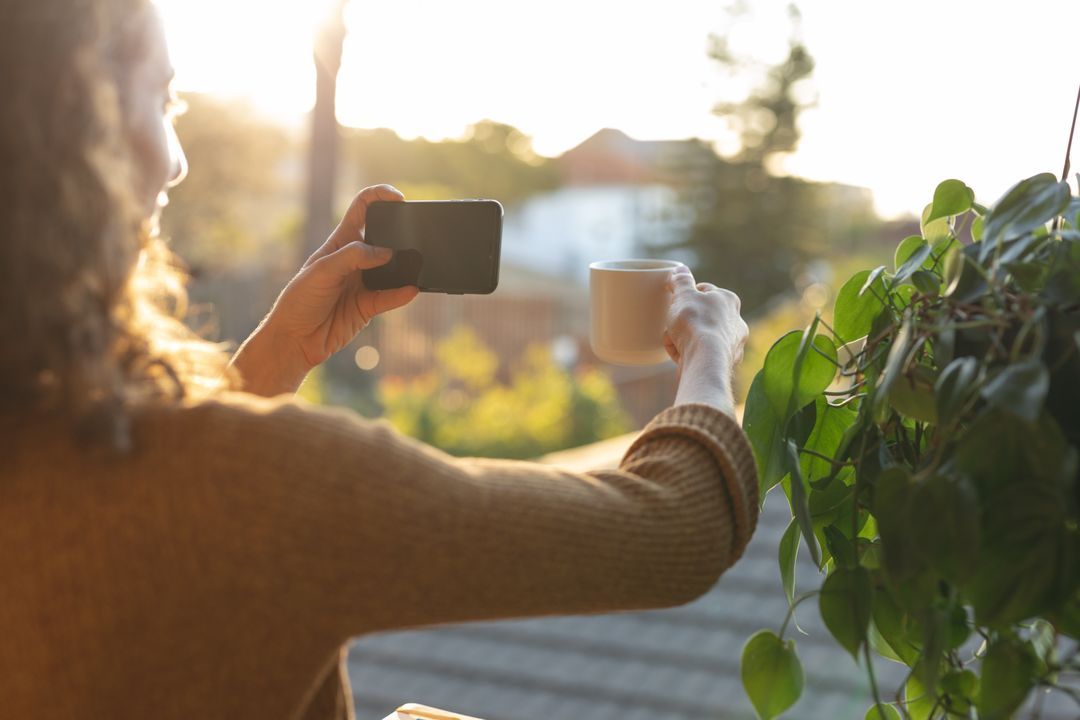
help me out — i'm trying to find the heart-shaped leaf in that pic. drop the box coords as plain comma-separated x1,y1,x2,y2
926,179,975,223
819,566,872,660
743,374,789,497
835,270,888,343
983,172,1071,252
760,331,837,420
741,630,804,720
976,637,1037,720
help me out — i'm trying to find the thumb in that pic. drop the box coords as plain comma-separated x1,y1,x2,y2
370,285,420,316
317,241,392,277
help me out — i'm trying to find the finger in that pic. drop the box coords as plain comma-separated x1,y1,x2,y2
666,264,696,293
370,285,419,316
305,185,405,267
316,241,392,277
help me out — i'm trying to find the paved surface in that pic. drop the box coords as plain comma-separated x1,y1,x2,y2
348,434,1078,720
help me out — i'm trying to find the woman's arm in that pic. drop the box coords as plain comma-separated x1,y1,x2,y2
229,185,418,397
174,270,755,640
172,391,757,642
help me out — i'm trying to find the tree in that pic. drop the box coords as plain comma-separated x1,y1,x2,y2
665,5,878,314
345,120,560,205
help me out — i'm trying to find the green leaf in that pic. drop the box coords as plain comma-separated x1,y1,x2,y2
824,525,856,568
800,399,856,481
976,637,1037,720
741,630,804,720
971,214,985,241
983,172,1071,249
835,270,888,343
905,668,937,720
864,704,902,720
944,243,987,300
786,439,820,567
921,203,952,243
819,566,872,659
934,356,978,426
940,668,978,716
887,364,938,424
744,374,788,497
892,242,933,287
980,359,1049,423
873,467,923,582
910,270,940,297
968,484,1067,626
926,179,974,223
871,587,921,666
779,517,800,604
894,235,927,271
872,313,914,422
761,331,837,420
912,473,980,583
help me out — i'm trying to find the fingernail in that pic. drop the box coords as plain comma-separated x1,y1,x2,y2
373,245,392,258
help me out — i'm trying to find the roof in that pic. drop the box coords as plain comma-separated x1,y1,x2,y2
348,433,1078,720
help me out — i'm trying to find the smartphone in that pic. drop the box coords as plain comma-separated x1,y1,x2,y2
362,200,503,294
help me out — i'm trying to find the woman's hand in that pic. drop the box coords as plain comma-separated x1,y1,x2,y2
231,185,419,397
663,265,749,416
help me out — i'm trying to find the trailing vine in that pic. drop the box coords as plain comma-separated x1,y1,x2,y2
738,89,1080,720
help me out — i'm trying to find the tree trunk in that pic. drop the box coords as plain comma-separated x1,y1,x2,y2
304,1,348,260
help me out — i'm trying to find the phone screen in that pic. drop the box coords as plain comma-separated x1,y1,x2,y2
362,200,502,294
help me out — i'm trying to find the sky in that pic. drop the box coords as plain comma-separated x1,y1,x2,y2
156,0,1080,218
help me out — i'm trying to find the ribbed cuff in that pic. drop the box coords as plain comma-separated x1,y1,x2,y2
623,403,759,565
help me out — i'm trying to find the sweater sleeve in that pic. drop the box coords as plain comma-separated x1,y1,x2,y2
164,394,759,641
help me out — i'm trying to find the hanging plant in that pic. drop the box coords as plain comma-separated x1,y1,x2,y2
738,92,1080,720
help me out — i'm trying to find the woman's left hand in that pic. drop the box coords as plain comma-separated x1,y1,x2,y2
231,185,419,397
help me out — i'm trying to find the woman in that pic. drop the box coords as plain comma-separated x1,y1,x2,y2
0,2,756,719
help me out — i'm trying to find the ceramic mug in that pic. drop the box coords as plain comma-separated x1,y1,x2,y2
589,259,684,366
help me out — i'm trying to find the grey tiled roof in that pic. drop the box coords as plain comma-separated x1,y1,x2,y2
348,437,1079,720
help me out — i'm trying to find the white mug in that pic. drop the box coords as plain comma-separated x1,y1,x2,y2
589,259,684,366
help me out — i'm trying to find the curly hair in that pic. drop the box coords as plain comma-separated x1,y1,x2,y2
0,0,234,452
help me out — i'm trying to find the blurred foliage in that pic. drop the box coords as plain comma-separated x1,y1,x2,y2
162,93,298,270
345,120,560,205
666,5,882,315
380,326,630,458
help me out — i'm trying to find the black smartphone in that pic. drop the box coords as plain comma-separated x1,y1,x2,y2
361,200,503,294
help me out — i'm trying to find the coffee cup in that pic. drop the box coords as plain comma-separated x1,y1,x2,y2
589,259,684,366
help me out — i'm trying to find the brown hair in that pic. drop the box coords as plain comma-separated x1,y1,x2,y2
0,0,233,451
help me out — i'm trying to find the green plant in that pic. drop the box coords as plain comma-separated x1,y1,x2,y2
738,162,1080,717
379,326,630,459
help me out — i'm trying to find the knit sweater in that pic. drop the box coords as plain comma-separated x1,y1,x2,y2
0,392,758,720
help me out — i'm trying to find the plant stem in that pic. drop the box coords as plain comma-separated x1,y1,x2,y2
1060,82,1080,184
864,642,889,720
798,446,855,468
1053,82,1080,234
779,591,819,640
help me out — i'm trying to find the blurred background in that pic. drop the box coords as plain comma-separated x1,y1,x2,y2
157,0,1079,457
154,1,1079,717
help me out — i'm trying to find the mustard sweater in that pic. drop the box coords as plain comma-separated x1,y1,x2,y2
0,393,758,720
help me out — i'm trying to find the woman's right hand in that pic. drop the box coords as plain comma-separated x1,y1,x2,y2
664,265,749,415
